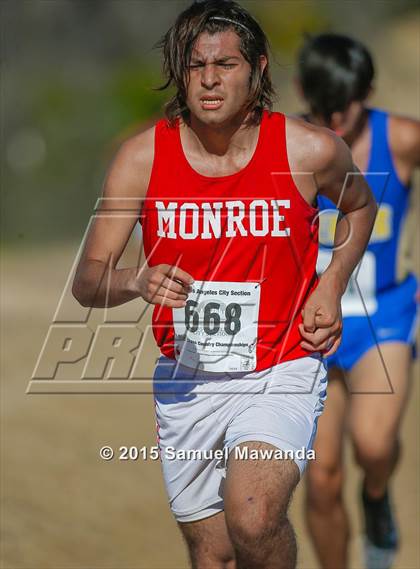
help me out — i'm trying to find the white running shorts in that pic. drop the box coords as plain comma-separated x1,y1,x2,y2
153,354,327,523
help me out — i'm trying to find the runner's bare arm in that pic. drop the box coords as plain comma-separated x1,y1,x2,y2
288,123,376,355
72,128,193,308
315,131,377,295
288,119,376,299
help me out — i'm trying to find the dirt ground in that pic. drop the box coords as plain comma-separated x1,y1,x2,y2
1,243,418,569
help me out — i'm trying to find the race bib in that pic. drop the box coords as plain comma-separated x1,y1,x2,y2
172,281,261,372
317,250,377,317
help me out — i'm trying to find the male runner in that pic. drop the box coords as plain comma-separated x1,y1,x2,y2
72,4,375,568
297,33,420,569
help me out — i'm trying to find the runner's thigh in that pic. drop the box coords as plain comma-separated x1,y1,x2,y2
224,441,300,527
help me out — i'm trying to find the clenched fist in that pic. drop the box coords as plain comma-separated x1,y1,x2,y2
132,264,194,308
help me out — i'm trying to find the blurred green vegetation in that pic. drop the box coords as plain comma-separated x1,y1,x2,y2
252,1,328,53
2,61,168,244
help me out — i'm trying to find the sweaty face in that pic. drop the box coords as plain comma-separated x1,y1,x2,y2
185,30,254,126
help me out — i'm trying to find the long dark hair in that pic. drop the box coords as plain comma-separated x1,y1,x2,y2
298,33,375,122
157,0,275,126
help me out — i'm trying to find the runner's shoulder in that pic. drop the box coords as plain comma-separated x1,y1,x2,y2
388,113,420,167
117,125,156,171
285,114,351,174
104,125,156,198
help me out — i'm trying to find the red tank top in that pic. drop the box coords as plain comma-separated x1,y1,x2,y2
140,110,319,372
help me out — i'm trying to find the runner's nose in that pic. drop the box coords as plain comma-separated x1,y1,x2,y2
201,63,221,89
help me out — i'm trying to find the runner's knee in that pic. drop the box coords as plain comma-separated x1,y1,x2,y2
227,510,290,556
306,461,344,511
353,435,398,469
228,511,281,547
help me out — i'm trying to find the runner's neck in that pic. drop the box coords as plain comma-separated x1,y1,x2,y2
183,109,259,158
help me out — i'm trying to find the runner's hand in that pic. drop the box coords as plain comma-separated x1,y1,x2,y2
134,264,194,308
299,284,343,357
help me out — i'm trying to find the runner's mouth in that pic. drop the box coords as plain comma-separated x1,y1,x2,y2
200,97,224,110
